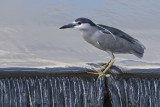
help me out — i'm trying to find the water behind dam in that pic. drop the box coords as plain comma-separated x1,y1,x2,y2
0,0,159,68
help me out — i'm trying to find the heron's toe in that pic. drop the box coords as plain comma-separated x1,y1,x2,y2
87,70,102,75
98,64,107,69
87,71,105,81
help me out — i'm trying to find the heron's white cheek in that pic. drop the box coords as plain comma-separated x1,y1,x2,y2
75,24,90,30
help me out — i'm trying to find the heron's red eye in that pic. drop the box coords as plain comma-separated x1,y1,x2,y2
78,22,82,25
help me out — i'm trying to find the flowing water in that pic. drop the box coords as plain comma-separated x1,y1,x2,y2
0,76,105,107
107,68,160,107
0,67,160,107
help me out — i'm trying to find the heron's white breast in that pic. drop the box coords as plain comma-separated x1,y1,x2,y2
82,30,102,50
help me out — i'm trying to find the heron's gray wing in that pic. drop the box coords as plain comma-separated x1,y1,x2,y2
96,24,116,40
96,24,136,43
96,24,146,58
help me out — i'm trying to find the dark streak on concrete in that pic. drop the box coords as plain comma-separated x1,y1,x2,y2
0,66,160,79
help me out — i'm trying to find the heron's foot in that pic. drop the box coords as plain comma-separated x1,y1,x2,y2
99,64,107,70
87,59,114,81
87,70,110,81
87,71,104,81
100,60,111,70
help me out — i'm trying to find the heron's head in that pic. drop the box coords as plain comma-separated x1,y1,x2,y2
59,18,96,31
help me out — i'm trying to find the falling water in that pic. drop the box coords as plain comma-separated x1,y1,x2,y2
107,68,160,107
1,67,160,107
0,76,105,107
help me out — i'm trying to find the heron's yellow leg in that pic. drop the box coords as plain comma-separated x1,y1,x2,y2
102,52,115,74
100,60,111,69
102,59,114,74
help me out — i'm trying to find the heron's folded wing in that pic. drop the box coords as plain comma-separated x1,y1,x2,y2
97,24,137,43
97,24,146,49
96,24,116,40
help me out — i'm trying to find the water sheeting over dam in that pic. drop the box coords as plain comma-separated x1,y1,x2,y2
0,66,160,107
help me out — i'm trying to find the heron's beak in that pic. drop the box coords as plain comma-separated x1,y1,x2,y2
59,23,76,29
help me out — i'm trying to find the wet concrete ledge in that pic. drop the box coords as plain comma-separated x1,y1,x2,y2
0,66,160,78
0,67,95,78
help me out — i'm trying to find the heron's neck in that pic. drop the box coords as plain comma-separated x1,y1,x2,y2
80,27,97,37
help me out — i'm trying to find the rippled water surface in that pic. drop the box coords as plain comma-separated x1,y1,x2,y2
0,0,160,68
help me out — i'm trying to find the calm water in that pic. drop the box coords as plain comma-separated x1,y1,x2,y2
0,0,160,68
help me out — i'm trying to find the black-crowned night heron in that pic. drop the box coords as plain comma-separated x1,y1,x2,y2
60,17,145,79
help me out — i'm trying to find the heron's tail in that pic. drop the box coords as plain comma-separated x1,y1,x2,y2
131,40,146,58
132,51,144,58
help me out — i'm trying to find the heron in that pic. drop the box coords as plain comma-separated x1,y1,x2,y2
60,17,145,79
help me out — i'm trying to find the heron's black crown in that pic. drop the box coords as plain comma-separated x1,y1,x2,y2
75,18,96,26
